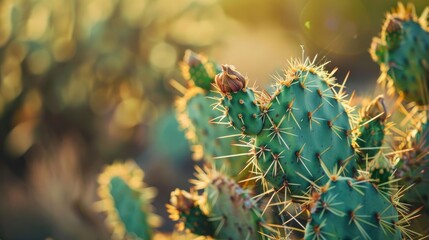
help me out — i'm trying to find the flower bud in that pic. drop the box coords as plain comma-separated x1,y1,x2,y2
183,49,202,67
364,95,387,122
215,64,247,93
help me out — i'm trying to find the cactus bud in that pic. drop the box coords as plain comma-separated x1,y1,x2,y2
364,95,387,122
183,50,202,67
170,189,197,213
384,17,403,50
386,17,402,34
215,64,247,93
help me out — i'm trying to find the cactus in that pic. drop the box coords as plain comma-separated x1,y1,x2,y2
304,174,416,240
370,3,429,105
397,120,429,212
214,58,358,198
355,95,389,164
95,161,161,240
174,50,250,180
167,167,270,240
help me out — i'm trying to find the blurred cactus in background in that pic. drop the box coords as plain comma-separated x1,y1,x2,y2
370,3,429,105
95,161,161,239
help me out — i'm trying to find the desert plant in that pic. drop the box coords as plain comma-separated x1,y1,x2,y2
95,160,161,240
173,50,251,180
370,2,429,105
167,167,272,239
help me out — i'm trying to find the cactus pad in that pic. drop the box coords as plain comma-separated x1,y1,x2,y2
175,51,250,179
370,3,429,105
305,176,407,240
96,161,161,240
215,58,358,198
167,167,268,239
355,95,388,164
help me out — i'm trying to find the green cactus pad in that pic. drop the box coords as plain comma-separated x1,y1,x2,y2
305,176,402,240
370,3,429,105
167,167,268,239
175,51,250,179
96,161,161,240
216,58,357,198
181,50,220,90
221,89,264,135
355,96,388,165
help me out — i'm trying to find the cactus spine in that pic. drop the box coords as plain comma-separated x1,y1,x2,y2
96,161,161,240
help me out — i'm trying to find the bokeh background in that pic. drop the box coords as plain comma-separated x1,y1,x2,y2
0,0,427,239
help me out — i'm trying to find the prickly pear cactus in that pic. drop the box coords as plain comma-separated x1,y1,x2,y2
370,3,429,105
305,175,412,240
167,167,268,240
397,121,429,212
214,58,358,198
355,95,388,164
96,161,161,240
175,50,250,179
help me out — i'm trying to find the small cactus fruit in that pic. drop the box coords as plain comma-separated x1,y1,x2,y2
355,95,389,164
214,57,357,198
304,175,415,240
95,161,161,240
370,3,429,105
175,50,250,179
167,167,268,240
397,121,429,211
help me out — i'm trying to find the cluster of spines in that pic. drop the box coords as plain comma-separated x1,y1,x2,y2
167,167,270,240
95,160,161,240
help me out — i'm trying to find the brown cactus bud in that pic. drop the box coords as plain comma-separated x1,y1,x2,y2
385,17,402,34
364,95,387,122
183,49,202,67
215,64,247,93
169,189,197,214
